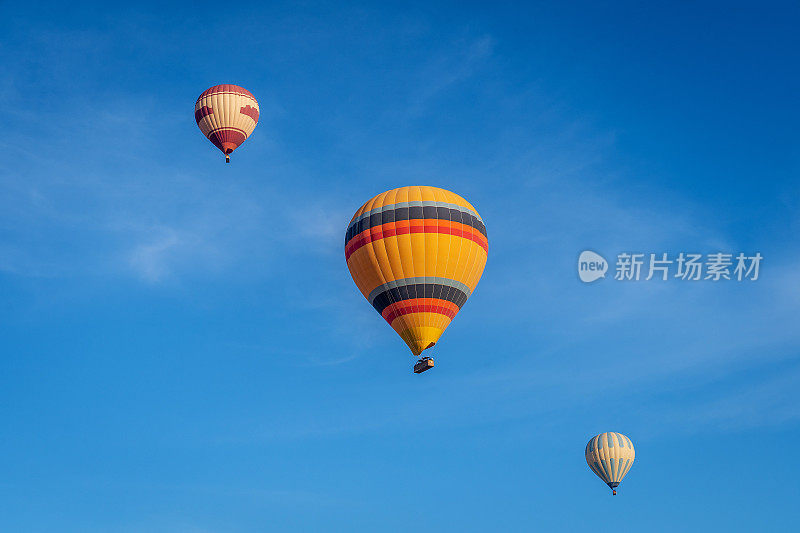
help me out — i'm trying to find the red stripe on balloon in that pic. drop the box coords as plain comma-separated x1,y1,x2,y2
344,220,488,261
382,299,458,325
197,84,257,101
207,128,247,154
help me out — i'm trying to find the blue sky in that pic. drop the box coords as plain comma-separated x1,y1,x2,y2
1,1,799,531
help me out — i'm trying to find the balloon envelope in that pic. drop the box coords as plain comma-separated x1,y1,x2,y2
585,432,635,493
195,84,259,161
345,186,488,356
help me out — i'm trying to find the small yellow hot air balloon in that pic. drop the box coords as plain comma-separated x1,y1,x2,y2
345,186,488,373
194,84,259,163
585,432,635,495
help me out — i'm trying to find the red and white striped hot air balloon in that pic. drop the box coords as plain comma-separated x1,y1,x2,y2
194,84,259,163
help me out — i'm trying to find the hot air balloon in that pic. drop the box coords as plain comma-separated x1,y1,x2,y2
345,186,488,373
194,84,259,163
585,432,635,495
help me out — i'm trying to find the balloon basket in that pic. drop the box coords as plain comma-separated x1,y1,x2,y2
414,357,434,374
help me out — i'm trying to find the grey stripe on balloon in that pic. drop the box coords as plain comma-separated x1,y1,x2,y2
349,200,482,229
367,277,472,305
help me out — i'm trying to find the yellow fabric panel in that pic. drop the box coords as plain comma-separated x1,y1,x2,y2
347,246,377,299
424,228,439,280
469,246,489,292
400,327,444,355
390,313,453,332
394,187,416,280
432,187,451,334
368,192,395,290
369,190,414,339
345,197,371,297
361,192,390,297
346,237,484,294
384,189,407,286
451,190,481,218
402,188,420,338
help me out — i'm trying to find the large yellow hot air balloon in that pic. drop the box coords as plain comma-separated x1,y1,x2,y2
195,84,259,163
345,186,488,373
585,432,635,495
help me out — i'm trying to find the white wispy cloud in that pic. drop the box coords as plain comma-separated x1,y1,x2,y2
127,227,182,283
406,34,495,116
